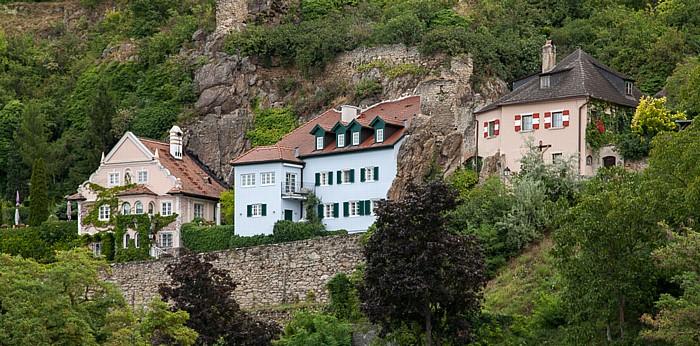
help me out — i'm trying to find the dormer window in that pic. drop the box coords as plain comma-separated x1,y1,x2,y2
337,133,345,147
625,81,633,95
540,75,550,88
352,132,360,146
376,129,384,143
316,136,324,150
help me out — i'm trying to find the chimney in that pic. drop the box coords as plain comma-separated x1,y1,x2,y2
169,125,183,160
341,105,361,123
542,40,556,73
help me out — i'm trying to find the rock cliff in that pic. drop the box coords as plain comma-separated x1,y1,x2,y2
184,0,508,195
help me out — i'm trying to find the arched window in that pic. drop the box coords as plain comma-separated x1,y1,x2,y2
134,232,139,248
148,202,155,215
124,234,131,248
135,201,144,214
122,202,131,215
124,168,133,184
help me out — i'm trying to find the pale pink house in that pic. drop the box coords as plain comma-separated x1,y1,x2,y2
69,126,227,255
475,41,643,176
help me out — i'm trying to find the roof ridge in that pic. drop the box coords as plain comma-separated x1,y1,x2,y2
361,94,418,113
279,109,338,141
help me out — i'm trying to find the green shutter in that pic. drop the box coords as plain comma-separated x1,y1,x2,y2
246,205,252,217
337,171,342,183
318,204,324,219
365,200,371,215
329,173,333,185
333,203,339,218
358,201,365,216
261,204,267,216
343,202,349,217
360,168,366,182
315,173,320,186
350,169,355,183
374,166,379,180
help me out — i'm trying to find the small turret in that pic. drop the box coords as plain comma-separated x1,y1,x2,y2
169,126,183,160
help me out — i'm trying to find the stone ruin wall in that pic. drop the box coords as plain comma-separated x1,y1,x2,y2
106,234,363,309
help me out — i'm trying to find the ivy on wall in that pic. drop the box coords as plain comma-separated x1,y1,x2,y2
585,99,635,153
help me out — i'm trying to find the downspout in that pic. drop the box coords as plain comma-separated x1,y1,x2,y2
578,99,589,176
474,112,479,174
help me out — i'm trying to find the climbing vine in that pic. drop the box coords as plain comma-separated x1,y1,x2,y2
585,100,634,152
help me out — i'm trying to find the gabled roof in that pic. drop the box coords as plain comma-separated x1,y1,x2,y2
138,137,228,199
230,145,304,165
231,96,420,165
476,49,643,113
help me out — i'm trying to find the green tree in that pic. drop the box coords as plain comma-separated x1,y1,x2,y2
631,96,686,137
666,56,700,118
554,168,662,343
219,189,235,225
28,158,48,227
360,180,486,345
274,310,352,346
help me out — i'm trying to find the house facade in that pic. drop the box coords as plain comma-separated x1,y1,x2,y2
231,96,420,236
475,41,643,176
69,126,227,254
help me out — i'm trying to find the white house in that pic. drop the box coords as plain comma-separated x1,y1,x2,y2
69,126,228,256
231,96,420,235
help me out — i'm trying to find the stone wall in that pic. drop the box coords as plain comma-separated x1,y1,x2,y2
107,234,363,308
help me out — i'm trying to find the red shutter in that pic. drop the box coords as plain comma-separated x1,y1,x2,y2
533,113,540,130
544,112,551,129
494,119,500,136
563,110,570,127
514,115,521,132
483,122,488,138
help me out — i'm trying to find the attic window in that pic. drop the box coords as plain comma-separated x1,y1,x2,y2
540,75,550,88
337,133,345,147
316,136,324,150
625,81,633,95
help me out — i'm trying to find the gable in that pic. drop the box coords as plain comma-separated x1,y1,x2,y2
104,132,153,164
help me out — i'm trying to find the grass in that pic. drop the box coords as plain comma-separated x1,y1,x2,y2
483,235,559,316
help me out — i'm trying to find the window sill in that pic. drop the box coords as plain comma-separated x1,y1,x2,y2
241,185,256,188
519,129,534,133
260,183,275,187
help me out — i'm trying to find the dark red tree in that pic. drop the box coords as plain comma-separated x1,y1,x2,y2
159,252,279,345
359,180,486,346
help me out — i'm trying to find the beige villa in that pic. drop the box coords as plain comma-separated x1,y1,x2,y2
69,126,227,255
475,41,643,176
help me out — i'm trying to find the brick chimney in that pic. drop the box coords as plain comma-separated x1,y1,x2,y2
169,125,183,160
542,40,556,73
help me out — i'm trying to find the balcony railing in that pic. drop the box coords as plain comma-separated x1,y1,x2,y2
281,182,315,199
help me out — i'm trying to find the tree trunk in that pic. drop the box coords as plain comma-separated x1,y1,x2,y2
606,322,612,342
425,311,432,346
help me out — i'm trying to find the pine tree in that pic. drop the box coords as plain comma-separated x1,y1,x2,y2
28,158,48,227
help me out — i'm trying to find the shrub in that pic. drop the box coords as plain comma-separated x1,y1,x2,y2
326,272,363,322
353,79,382,100
274,310,352,346
181,224,235,253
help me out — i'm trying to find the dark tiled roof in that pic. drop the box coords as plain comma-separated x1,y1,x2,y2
138,138,228,199
231,96,420,165
116,184,158,197
476,49,643,113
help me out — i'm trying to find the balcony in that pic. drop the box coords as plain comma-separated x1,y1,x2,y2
281,181,315,200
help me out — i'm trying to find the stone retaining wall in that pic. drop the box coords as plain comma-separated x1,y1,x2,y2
107,234,364,308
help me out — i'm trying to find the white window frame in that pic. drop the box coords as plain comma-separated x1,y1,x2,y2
352,132,360,145
122,202,131,215
370,199,380,216
337,133,345,147
376,129,384,143
551,111,563,128
320,171,331,186
260,172,275,186
365,166,375,182
324,203,335,219
161,201,173,216
540,75,550,88
342,170,352,184
136,170,148,184
241,173,255,187
135,201,144,214
108,172,119,186
251,203,263,217
158,232,173,248
93,242,102,257
98,205,110,221
316,136,324,150
521,114,533,131
488,121,496,137
194,203,204,218
626,81,633,95
148,202,155,215
349,201,360,217
124,233,131,248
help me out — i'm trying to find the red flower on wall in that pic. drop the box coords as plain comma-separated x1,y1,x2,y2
596,119,605,134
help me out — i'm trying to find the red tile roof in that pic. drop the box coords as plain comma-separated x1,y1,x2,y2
67,193,86,201
116,184,158,197
138,138,228,199
231,96,420,165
